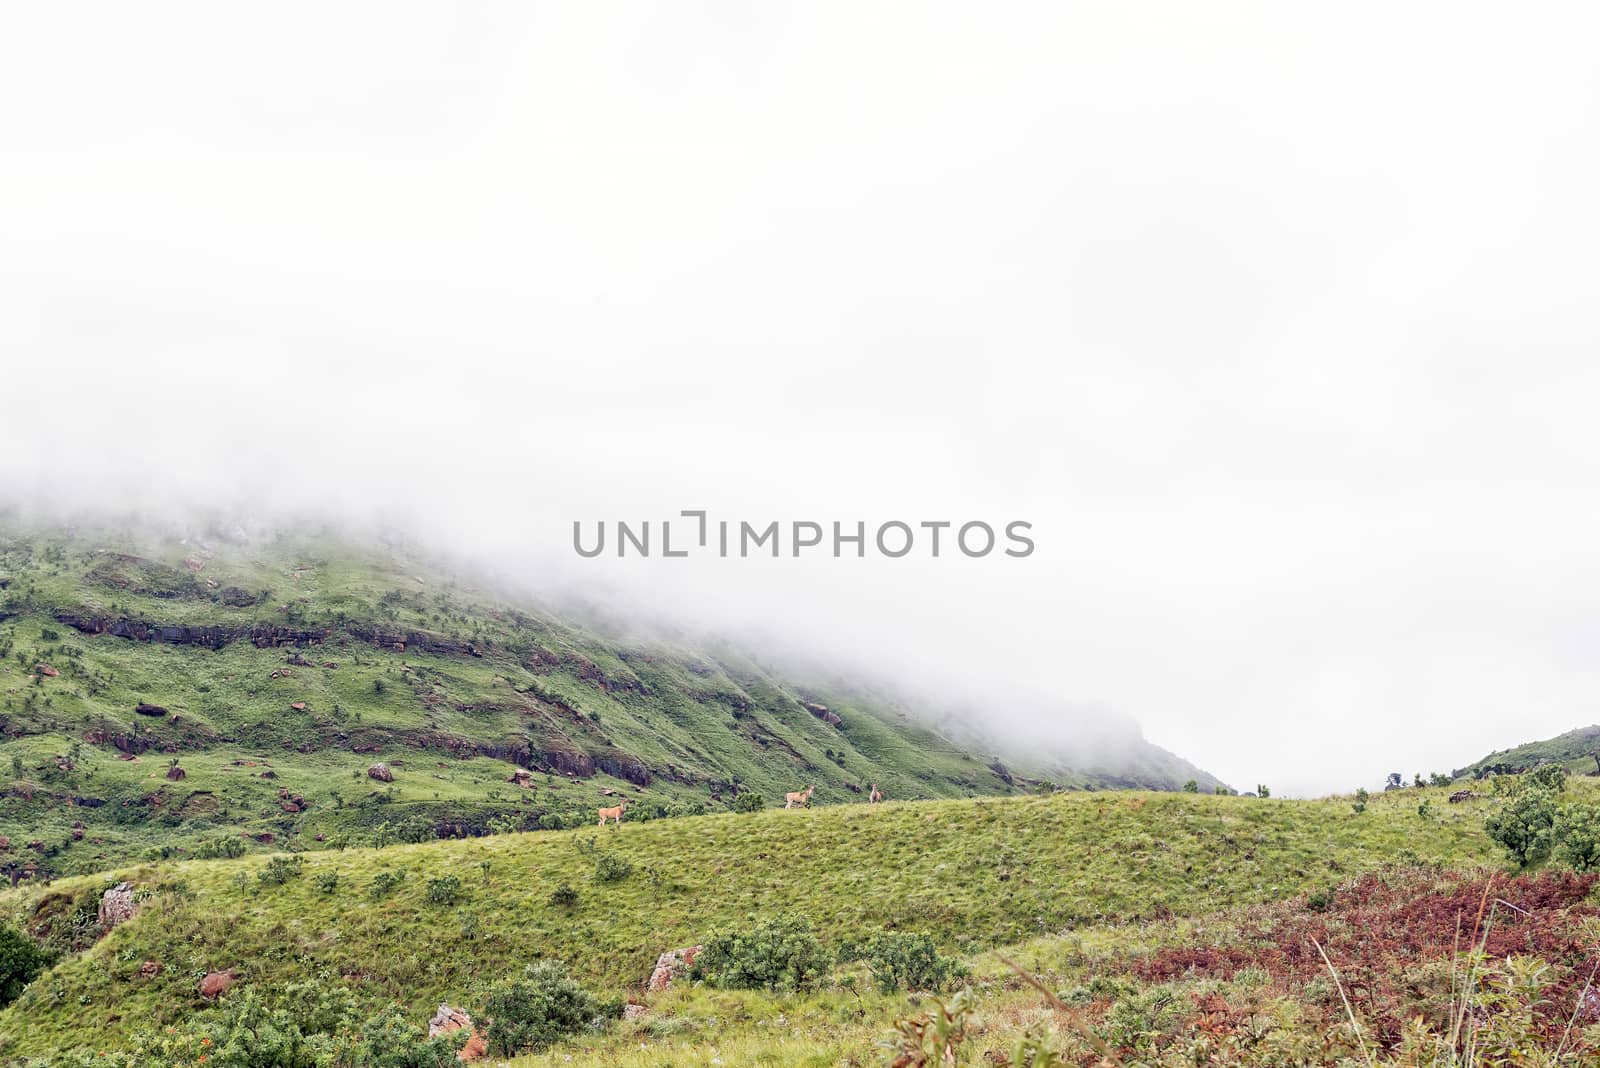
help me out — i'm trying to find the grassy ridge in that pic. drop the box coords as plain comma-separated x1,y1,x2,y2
2,519,1062,875
0,785,1499,1057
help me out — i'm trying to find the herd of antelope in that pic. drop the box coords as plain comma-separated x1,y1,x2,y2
598,782,883,826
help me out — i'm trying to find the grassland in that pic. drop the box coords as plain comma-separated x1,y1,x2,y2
0,781,1507,1059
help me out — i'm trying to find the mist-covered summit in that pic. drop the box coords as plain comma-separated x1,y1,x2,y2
0,514,1224,874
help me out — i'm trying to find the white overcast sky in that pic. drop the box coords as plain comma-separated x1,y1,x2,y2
3,3,1599,795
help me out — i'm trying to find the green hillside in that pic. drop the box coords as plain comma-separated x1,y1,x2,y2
0,783,1502,1059
1456,724,1600,780
0,516,1203,880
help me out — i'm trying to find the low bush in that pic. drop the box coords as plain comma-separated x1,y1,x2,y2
369,869,407,900
194,836,248,860
548,883,580,909
691,914,830,992
257,855,304,887
0,921,50,1009
732,792,763,813
51,976,463,1067
592,852,632,884
862,930,968,993
479,960,618,1056
426,875,462,905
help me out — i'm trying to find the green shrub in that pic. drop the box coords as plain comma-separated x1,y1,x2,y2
57,977,465,1066
548,883,580,909
314,871,340,894
539,812,567,831
0,921,49,1008
732,792,763,813
1181,779,1198,793
369,869,408,899
426,875,462,905
479,959,617,1056
1555,802,1600,871
1485,783,1560,866
1528,764,1569,792
1351,787,1368,814
592,851,633,883
862,930,968,993
691,914,830,992
194,836,248,860
257,855,304,887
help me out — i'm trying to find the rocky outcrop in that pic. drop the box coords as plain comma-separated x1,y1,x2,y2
199,969,236,999
1449,790,1481,803
647,945,701,992
99,882,136,929
165,764,187,781
35,664,59,678
805,702,843,726
427,1005,487,1062
134,703,168,717
367,763,394,782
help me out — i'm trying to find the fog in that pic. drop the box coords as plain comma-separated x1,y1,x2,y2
3,3,1599,795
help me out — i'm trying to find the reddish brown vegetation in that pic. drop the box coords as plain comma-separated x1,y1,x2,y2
1124,869,1600,1047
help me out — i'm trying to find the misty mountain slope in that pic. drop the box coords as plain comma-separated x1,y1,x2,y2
0,785,1499,1058
0,519,1221,874
1456,725,1600,779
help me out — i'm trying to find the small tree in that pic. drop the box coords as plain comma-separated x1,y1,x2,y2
1181,779,1198,793
732,792,763,813
1256,784,1271,799
1555,802,1600,872
1351,787,1369,814
1485,783,1560,866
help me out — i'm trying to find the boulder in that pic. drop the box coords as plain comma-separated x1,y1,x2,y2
139,960,162,979
508,768,534,787
99,882,136,928
199,969,236,999
427,1004,487,1062
165,765,187,781
134,703,167,717
647,945,701,992
36,664,59,678
367,763,395,782
291,702,307,711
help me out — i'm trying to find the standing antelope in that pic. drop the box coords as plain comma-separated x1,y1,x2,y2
868,783,882,804
784,785,814,809
597,798,627,827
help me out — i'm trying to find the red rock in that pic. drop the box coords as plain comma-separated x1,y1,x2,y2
199,969,236,999
428,1004,488,1062
139,960,162,978
35,664,59,678
291,702,307,711
647,946,701,991
367,763,394,782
